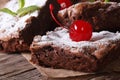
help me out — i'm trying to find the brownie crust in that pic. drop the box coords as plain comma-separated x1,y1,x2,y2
30,41,120,72
0,38,29,53
31,45,98,72
57,1,120,32
0,0,60,52
30,28,120,72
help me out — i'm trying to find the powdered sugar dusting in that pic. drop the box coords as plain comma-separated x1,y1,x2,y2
33,27,120,56
0,0,47,41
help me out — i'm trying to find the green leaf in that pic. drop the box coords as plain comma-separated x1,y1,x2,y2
18,0,25,9
105,0,109,2
0,8,17,16
17,5,40,17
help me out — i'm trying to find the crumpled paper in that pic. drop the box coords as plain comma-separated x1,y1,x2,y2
22,53,120,78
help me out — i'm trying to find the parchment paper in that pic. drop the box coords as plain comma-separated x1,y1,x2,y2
22,53,120,78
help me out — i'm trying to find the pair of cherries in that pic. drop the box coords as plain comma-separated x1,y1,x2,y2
49,0,92,42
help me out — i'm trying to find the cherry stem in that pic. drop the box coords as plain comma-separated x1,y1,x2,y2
49,4,63,27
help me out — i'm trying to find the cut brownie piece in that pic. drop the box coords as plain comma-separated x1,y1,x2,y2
0,0,61,52
0,0,89,52
30,27,120,72
57,1,120,32
0,0,47,52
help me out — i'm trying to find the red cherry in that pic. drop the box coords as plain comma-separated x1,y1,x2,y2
57,0,72,10
49,4,92,42
69,20,92,42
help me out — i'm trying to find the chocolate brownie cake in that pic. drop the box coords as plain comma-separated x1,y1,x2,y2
0,0,87,52
0,0,45,52
30,27,120,72
0,0,60,52
30,0,120,72
57,1,120,32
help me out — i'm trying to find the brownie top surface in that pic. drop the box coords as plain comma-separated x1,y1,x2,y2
58,1,120,16
57,1,120,29
0,0,47,41
31,27,120,59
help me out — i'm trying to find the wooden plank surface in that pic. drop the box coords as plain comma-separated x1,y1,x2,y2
0,53,120,80
0,53,43,80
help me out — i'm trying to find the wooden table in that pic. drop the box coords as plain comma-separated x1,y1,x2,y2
0,0,120,80
0,53,120,80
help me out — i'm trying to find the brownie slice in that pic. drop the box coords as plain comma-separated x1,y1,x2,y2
57,1,120,32
30,27,120,72
0,0,90,52
0,0,61,52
